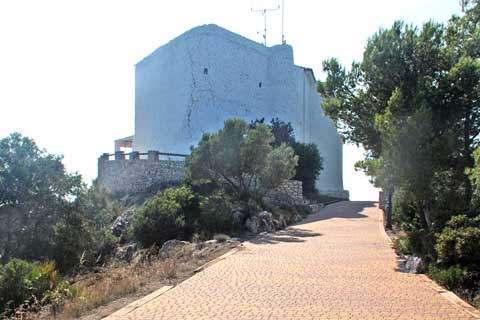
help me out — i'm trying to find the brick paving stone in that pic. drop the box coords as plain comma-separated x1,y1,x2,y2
106,201,478,319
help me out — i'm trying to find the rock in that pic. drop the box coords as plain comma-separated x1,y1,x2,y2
132,249,149,265
245,217,259,233
405,256,425,274
159,240,189,259
111,207,136,238
245,211,274,234
272,214,287,230
114,243,137,262
231,207,244,222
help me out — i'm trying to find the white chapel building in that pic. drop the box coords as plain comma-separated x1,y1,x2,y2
115,24,348,199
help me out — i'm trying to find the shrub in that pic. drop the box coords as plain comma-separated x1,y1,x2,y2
292,143,323,195
428,264,468,291
0,259,71,316
403,223,436,259
250,118,324,196
132,187,200,247
473,294,480,309
198,191,238,237
393,236,411,255
187,119,298,208
435,215,480,267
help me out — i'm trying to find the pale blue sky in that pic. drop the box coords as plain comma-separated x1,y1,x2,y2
0,0,462,200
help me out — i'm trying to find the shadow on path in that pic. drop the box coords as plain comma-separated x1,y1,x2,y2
300,201,376,224
250,228,322,245
250,201,377,245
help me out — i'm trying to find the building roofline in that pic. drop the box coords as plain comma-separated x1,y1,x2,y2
135,24,293,67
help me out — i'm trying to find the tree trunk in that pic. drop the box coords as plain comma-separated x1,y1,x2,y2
463,110,473,208
385,187,394,230
2,210,13,263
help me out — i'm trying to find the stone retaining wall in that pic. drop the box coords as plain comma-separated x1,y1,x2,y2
266,180,304,205
98,152,185,196
98,151,306,203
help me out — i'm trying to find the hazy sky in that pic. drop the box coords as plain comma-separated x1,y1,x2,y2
0,0,462,201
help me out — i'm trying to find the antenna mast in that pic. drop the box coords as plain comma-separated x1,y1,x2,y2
281,0,285,44
252,4,280,46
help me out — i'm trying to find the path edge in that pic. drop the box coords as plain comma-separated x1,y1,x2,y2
376,202,480,320
101,245,242,319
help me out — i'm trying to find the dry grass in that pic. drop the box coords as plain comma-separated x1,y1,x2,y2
57,257,182,319
32,241,238,320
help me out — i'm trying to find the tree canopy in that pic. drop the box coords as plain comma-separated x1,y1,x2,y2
186,119,298,206
318,1,480,228
0,133,117,270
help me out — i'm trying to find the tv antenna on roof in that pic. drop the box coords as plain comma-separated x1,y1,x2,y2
251,2,280,46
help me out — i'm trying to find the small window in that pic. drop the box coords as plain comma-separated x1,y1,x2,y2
204,68,208,75
258,82,262,88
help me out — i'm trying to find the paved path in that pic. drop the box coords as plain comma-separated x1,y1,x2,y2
107,201,478,319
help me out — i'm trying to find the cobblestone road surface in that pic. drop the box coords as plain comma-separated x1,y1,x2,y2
107,201,478,319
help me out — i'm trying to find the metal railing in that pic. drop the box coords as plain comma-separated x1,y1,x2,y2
99,150,188,161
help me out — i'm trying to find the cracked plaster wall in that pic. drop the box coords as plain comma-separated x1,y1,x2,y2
133,24,347,198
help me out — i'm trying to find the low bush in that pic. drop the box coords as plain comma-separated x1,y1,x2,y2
402,224,436,260
198,191,239,237
393,236,411,256
0,259,72,317
132,187,200,247
435,215,480,267
428,264,468,291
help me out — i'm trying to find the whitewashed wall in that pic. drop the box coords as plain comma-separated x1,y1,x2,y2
133,24,347,198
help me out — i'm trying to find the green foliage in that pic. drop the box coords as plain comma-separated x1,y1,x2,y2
251,118,296,147
187,119,298,206
318,5,480,302
435,215,480,267
428,264,469,291
0,259,72,316
292,143,323,195
319,2,480,209
133,186,200,247
26,214,114,272
0,133,83,263
198,191,239,237
393,236,411,256
251,118,324,196
404,225,436,259
0,133,120,273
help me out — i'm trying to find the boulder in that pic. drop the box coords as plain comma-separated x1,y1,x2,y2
405,255,425,274
272,214,288,230
111,207,136,238
114,243,137,262
132,249,149,266
245,211,274,234
159,240,189,259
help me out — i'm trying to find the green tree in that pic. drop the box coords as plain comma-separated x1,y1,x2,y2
0,133,83,263
186,119,298,209
250,118,324,196
0,133,118,271
292,143,323,195
318,2,480,231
